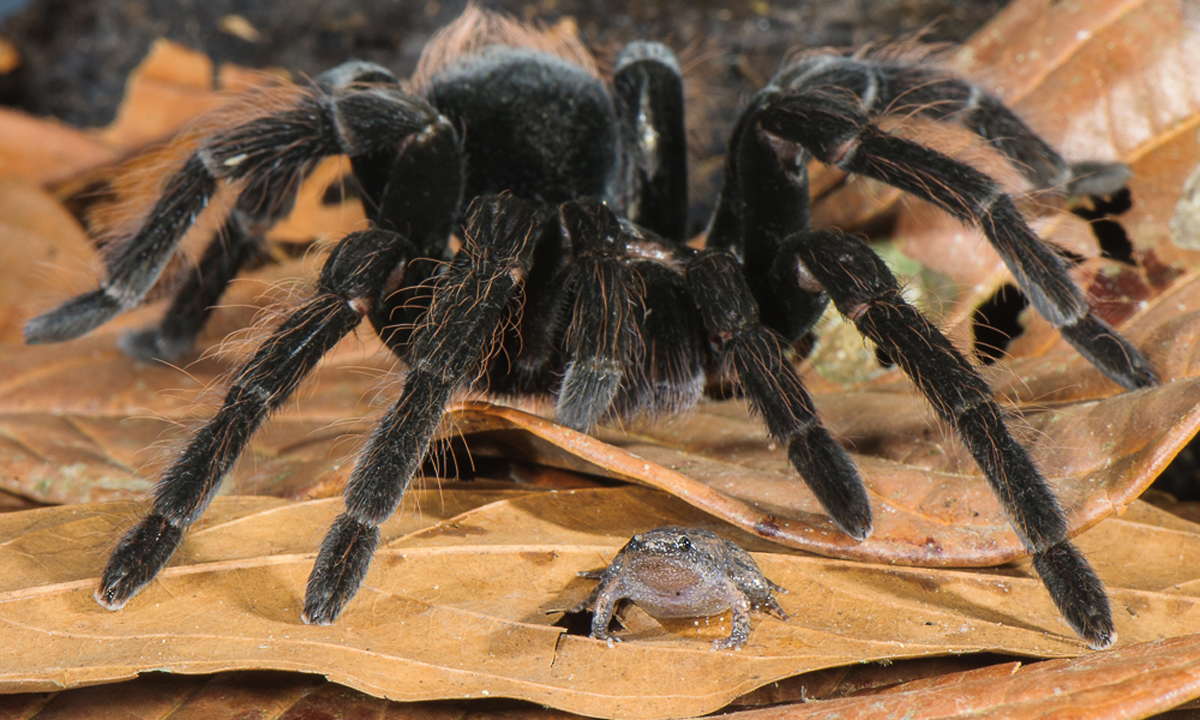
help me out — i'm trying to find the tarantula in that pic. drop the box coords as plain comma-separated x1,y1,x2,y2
24,9,1156,650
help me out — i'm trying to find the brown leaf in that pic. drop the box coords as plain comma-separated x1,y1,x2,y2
2,3,1199,717
728,654,1017,708
94,39,225,153
719,633,1200,719
87,38,290,156
957,0,1197,158
2,492,1199,719
0,110,117,185
0,177,96,344
970,0,1200,292
0,40,278,189
6,641,1198,720
0,672,585,720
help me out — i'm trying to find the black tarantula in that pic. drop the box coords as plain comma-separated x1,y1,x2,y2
24,9,1157,649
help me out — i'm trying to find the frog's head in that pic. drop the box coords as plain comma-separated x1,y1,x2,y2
626,527,710,558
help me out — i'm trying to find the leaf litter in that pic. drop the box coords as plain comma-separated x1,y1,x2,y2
2,491,1200,719
2,0,1200,718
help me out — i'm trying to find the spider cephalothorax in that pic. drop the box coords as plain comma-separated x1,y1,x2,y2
24,8,1157,649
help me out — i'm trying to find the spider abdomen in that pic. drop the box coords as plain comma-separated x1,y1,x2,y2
429,47,620,207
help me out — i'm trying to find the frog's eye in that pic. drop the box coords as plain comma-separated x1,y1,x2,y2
676,535,692,551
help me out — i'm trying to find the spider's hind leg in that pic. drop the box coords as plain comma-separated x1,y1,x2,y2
758,90,1158,390
784,227,1113,648
118,208,265,362
776,55,1130,196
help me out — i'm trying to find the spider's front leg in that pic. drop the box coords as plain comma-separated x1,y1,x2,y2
547,198,708,429
685,250,873,541
96,227,414,608
303,194,539,625
25,62,447,355
118,206,265,362
95,88,465,610
784,227,1113,649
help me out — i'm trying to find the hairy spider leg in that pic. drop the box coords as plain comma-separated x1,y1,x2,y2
686,250,872,541
701,94,871,539
758,90,1158,390
303,194,539,625
481,226,704,422
95,227,415,609
785,227,1113,649
119,209,265,362
95,80,465,610
118,63,410,363
774,55,1131,195
24,153,219,344
24,64,448,347
608,40,700,422
610,257,706,420
613,41,689,242
706,96,832,343
480,217,571,398
554,199,647,432
706,70,1126,645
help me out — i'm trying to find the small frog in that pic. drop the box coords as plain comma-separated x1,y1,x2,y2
572,526,789,650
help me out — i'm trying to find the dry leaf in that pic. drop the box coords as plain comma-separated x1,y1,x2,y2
0,672,584,720
0,178,97,344
95,40,223,152
721,633,1200,719
4,640,1198,719
0,39,280,189
2,2,1200,718
0,111,117,185
1,491,1199,719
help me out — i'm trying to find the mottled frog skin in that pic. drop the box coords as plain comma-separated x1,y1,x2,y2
573,526,788,650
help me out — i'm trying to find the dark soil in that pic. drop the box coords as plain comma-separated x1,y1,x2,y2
0,0,1009,127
